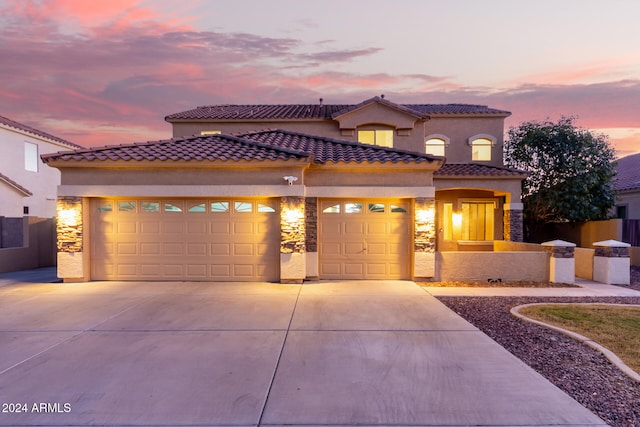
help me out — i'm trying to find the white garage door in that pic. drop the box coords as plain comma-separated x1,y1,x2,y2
90,198,279,281
318,199,411,279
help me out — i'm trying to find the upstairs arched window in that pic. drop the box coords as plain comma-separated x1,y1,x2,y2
468,135,496,161
424,134,449,156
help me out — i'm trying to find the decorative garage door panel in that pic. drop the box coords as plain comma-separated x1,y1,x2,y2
318,199,411,280
90,199,279,281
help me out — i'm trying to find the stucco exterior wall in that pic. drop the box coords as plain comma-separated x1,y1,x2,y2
435,178,522,204
169,108,508,166
424,117,506,167
616,191,640,219
0,124,71,218
172,120,342,140
59,164,308,186
56,163,436,190
436,251,549,282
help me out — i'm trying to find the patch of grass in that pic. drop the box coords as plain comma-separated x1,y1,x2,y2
520,304,640,374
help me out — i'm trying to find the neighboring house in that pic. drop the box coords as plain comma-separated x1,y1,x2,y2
614,152,640,219
0,114,82,271
43,97,526,283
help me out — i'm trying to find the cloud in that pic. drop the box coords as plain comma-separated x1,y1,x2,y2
299,47,384,63
1,0,639,158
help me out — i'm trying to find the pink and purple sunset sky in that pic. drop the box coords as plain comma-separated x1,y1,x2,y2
2,0,639,157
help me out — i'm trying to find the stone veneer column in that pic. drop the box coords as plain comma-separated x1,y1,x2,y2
304,197,319,280
413,197,436,279
593,240,631,285
280,196,306,283
56,197,86,281
503,204,524,242
541,240,576,284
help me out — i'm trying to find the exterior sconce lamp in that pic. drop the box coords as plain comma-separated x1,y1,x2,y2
416,209,434,223
58,207,80,227
284,207,303,223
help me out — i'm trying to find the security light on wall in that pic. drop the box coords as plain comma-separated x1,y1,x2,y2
283,176,298,185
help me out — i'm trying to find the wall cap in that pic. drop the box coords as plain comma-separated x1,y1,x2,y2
541,239,576,247
593,239,631,248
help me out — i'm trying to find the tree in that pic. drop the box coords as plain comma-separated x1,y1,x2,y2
504,116,616,228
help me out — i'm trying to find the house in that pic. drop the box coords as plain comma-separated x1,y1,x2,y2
43,97,526,283
614,152,640,219
0,114,82,272
166,96,527,250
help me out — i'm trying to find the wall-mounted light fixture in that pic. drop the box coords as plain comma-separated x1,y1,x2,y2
452,212,463,227
416,208,434,223
283,207,303,223
58,207,80,227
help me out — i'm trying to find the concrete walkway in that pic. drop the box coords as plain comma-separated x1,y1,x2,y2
0,272,613,426
423,277,640,297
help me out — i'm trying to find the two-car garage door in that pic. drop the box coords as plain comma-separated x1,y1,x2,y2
90,198,280,281
90,197,412,281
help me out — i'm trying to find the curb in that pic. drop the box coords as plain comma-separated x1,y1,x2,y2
511,303,640,383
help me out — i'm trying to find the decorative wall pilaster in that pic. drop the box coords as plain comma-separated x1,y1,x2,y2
414,197,436,253
280,196,306,254
504,208,524,242
56,197,86,281
413,197,436,279
56,197,83,253
280,196,306,283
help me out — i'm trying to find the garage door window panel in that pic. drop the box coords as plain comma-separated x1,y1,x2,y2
141,202,160,213
188,202,206,213
210,201,229,212
118,201,136,212
97,202,113,212
258,202,276,212
164,202,183,213
235,201,253,213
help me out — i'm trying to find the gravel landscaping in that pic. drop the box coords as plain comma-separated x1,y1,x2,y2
437,293,640,427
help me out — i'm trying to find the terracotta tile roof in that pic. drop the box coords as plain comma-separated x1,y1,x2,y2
41,134,310,163
41,130,441,166
0,172,33,196
165,96,511,121
614,153,640,191
238,129,441,164
435,163,527,177
0,114,82,149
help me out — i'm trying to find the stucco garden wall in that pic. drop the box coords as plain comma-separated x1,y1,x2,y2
631,247,640,267
494,241,544,252
435,251,548,282
0,217,55,273
574,247,595,280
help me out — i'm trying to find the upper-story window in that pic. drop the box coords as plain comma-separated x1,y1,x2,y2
357,129,393,147
201,130,221,135
425,135,449,156
24,142,39,172
468,135,495,161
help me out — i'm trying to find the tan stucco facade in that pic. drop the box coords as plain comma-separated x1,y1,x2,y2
49,156,441,283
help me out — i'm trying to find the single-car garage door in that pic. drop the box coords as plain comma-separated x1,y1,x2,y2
90,198,280,281
318,199,411,279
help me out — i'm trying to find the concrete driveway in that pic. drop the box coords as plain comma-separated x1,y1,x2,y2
0,278,605,426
